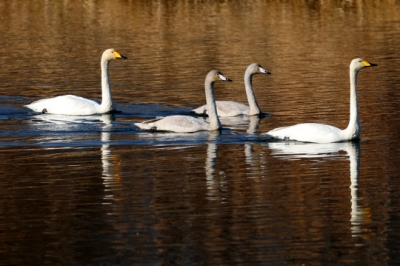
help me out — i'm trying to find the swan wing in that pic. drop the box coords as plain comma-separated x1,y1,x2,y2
193,101,249,117
25,95,101,115
136,115,208,133
216,101,249,116
266,123,344,143
192,105,207,115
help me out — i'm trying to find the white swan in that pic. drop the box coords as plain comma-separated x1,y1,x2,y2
264,58,377,143
192,63,270,117
135,70,232,133
24,48,127,115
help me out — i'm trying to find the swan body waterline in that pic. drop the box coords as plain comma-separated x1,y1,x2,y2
264,58,377,143
135,70,232,133
192,63,270,117
24,48,127,116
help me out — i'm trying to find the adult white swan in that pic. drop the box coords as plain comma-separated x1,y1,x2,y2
24,48,127,115
135,70,232,133
264,58,377,143
192,63,270,117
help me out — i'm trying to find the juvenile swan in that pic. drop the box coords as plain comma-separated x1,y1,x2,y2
264,58,377,143
136,70,232,133
25,48,127,115
192,63,270,117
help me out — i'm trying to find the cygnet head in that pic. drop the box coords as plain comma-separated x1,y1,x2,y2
351,58,377,71
207,70,232,83
248,63,271,75
102,48,128,61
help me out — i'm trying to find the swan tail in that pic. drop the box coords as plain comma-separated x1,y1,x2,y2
24,98,50,113
135,122,155,130
267,126,289,134
141,117,164,124
135,117,165,130
192,105,207,115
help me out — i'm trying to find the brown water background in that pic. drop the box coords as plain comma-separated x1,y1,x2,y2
0,1,400,265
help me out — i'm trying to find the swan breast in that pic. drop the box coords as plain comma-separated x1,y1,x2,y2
193,101,250,117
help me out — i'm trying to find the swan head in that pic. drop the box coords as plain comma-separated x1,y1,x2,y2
102,48,128,61
248,63,271,75
206,70,232,83
350,58,377,71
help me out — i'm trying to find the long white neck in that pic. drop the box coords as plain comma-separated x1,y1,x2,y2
244,69,261,116
344,66,360,140
100,57,113,113
205,79,221,131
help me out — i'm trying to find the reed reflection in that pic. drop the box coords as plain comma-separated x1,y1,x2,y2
268,141,367,240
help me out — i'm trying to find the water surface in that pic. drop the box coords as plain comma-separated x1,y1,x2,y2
1,1,400,265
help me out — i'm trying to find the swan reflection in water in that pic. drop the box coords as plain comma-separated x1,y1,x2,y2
100,115,122,204
207,115,268,181
206,116,268,200
267,141,367,239
205,131,227,201
42,114,124,204
29,113,114,125
211,112,269,132
244,116,268,179
29,113,122,203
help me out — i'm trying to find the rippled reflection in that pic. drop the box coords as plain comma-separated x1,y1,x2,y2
244,116,268,178
205,131,224,201
1,0,399,265
30,113,114,125
268,141,368,242
100,116,122,204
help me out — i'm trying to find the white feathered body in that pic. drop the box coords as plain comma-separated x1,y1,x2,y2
25,95,103,116
264,58,376,144
266,123,354,144
136,115,210,133
193,100,250,117
24,48,126,116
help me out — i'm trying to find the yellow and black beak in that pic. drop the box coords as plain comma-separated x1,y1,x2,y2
113,51,128,59
362,60,377,67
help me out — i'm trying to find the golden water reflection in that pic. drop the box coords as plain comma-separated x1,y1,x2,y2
268,142,370,241
0,0,399,265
